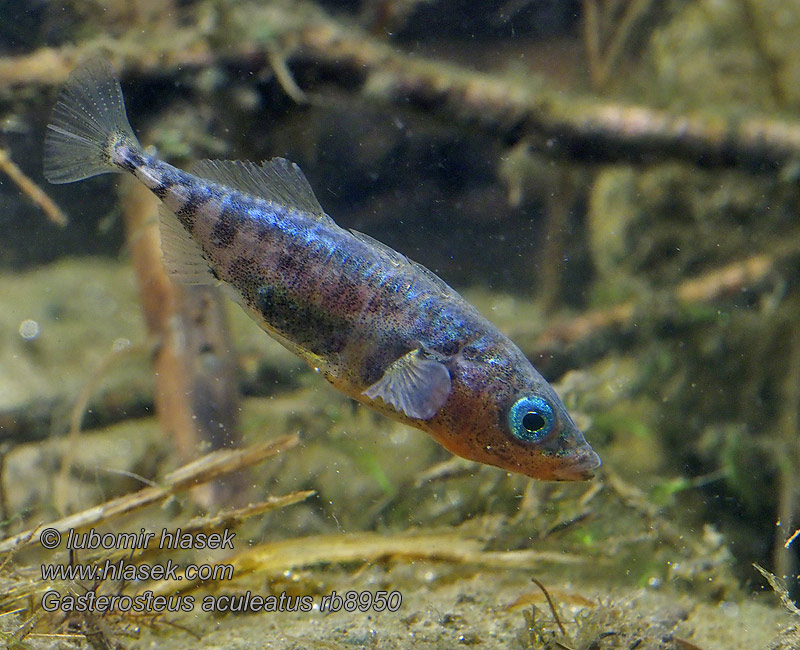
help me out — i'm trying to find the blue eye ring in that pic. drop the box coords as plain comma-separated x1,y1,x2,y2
508,396,555,443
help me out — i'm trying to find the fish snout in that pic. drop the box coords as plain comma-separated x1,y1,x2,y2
550,445,602,481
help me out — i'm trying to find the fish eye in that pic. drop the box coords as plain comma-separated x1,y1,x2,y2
508,396,554,443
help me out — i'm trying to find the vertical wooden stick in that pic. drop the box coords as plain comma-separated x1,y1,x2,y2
121,178,199,460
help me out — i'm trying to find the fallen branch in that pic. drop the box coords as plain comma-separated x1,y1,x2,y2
289,9,800,170
121,180,199,463
0,434,298,555
525,250,784,354
153,528,590,595
2,3,800,171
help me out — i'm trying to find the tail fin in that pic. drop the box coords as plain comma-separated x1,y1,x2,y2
43,57,140,184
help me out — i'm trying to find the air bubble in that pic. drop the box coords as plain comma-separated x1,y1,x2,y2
19,319,40,341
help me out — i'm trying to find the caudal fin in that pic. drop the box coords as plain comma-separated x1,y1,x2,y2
43,57,140,184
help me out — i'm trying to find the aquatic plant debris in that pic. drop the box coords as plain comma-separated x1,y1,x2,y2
42,57,600,481
0,435,299,555
753,563,800,616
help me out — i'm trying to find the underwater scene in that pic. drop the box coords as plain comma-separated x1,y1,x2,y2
1,0,800,648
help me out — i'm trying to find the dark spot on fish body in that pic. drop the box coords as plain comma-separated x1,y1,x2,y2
117,144,146,174
151,181,171,199
276,249,303,284
255,285,350,355
211,202,246,248
228,256,264,294
359,338,410,386
256,285,288,316
175,184,213,224
434,337,462,357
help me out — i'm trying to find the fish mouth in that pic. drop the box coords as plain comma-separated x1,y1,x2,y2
550,446,602,481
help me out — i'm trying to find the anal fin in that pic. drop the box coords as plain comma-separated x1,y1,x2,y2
158,204,215,285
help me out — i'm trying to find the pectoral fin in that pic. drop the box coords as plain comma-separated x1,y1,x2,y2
363,349,451,420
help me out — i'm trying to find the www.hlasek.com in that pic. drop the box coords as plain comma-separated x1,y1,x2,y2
39,527,403,614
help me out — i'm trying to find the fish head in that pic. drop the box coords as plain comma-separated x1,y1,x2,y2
424,352,601,481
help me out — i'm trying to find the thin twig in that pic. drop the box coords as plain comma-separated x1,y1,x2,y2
754,563,800,616
531,577,567,636
267,45,309,104
181,492,316,533
0,147,68,226
595,0,655,89
0,434,298,554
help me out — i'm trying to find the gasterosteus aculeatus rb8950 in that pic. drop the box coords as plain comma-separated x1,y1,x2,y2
43,58,600,481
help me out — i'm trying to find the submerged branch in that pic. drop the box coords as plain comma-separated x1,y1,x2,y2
2,3,800,172
120,180,201,461
153,528,589,596
0,434,298,555
289,11,800,171
525,250,785,357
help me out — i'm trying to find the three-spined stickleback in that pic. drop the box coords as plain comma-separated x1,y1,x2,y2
43,58,600,481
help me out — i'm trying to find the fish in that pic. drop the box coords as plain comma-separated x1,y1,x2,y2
43,58,600,481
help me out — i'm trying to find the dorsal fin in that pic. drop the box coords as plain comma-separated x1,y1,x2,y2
349,229,408,267
350,229,460,299
190,157,332,222
407,258,460,299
